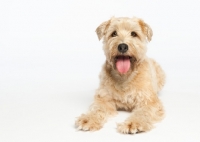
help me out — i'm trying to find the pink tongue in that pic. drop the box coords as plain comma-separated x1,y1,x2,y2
116,56,130,74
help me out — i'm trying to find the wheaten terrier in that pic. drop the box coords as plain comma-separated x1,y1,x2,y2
75,16,165,134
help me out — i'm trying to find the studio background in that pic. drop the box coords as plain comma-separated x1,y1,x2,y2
0,0,200,142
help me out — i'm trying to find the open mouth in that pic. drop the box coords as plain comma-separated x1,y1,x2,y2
115,55,132,74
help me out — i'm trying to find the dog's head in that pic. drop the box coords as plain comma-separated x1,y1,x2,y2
96,17,152,75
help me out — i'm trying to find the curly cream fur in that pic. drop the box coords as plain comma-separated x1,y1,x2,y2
75,16,165,134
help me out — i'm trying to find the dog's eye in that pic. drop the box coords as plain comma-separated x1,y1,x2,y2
131,31,137,37
111,31,117,37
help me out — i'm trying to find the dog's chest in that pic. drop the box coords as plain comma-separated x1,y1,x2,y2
112,90,137,110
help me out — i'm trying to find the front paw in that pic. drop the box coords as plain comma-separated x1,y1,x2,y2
75,114,102,131
117,120,152,134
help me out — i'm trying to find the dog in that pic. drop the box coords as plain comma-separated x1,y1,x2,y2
75,16,165,134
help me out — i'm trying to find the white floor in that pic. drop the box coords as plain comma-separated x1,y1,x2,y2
1,1,200,142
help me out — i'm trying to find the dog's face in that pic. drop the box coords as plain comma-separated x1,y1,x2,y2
96,17,153,75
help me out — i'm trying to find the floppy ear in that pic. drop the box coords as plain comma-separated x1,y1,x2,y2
138,20,153,42
95,20,111,40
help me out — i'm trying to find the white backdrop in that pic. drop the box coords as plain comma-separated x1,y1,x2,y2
1,0,200,142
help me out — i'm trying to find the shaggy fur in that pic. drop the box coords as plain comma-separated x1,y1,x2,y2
75,17,165,134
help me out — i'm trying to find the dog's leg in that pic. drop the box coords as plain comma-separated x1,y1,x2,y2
117,93,164,134
75,92,116,131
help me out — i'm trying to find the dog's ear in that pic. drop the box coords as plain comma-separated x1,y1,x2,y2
138,20,153,42
96,20,111,40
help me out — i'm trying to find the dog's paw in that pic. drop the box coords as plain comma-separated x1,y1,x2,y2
117,120,152,134
75,114,102,131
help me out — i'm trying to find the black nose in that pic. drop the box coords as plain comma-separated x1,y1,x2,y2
118,43,128,53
